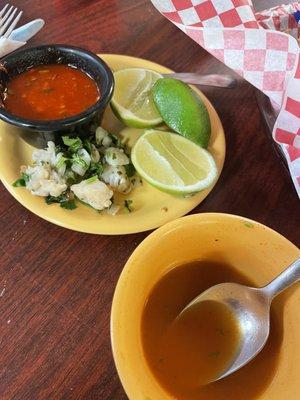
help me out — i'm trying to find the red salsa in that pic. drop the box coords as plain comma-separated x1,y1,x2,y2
4,64,100,120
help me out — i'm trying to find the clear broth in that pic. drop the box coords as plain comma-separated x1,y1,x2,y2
141,261,282,400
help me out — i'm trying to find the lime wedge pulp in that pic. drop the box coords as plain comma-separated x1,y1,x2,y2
131,130,217,195
111,68,163,128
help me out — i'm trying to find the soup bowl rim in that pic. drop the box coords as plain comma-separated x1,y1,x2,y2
110,212,300,400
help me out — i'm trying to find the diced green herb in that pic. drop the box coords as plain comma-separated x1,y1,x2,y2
124,199,133,213
216,328,225,336
45,194,64,205
71,154,88,169
244,222,254,228
125,163,136,177
45,195,59,205
85,175,98,184
12,172,30,187
56,156,68,170
45,193,77,210
66,177,76,186
62,136,83,152
42,87,54,94
13,178,26,187
110,133,122,147
55,144,64,153
84,139,93,154
21,172,29,182
60,199,77,210
64,170,76,185
209,351,221,358
88,162,104,177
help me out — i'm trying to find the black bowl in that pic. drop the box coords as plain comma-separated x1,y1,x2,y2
0,44,114,148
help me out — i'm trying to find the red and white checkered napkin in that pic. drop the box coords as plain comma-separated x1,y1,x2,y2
151,0,300,197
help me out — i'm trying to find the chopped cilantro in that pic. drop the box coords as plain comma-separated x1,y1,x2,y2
42,87,54,94
110,133,122,147
85,175,98,184
244,222,254,228
125,163,136,177
84,139,93,153
124,199,133,213
216,328,225,336
45,195,61,205
13,173,29,187
55,144,64,153
13,178,26,187
62,136,82,152
56,156,68,170
60,199,77,210
45,193,77,210
88,162,104,178
66,177,76,186
209,351,221,358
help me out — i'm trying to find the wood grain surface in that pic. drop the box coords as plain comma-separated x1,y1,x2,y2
0,1,299,399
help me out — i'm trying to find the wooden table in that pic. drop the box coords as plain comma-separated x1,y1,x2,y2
0,1,299,399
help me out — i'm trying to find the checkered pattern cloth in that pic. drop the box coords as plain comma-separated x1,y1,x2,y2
257,3,300,42
151,0,300,197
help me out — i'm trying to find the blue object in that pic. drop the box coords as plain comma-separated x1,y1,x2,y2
293,10,300,23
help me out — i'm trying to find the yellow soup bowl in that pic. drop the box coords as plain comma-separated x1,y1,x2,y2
111,213,300,400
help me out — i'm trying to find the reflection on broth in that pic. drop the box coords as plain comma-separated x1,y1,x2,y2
141,261,282,400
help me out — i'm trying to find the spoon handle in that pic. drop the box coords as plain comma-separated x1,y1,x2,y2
263,257,300,300
163,73,237,88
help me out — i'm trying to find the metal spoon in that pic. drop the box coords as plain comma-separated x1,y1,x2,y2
180,257,300,381
163,73,237,88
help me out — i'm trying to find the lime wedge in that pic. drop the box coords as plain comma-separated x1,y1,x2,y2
152,78,211,148
111,68,163,128
131,130,217,195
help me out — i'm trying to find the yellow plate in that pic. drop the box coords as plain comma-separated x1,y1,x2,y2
111,213,300,399
0,54,225,235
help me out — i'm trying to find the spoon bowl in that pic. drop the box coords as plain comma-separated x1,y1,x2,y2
180,257,300,381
